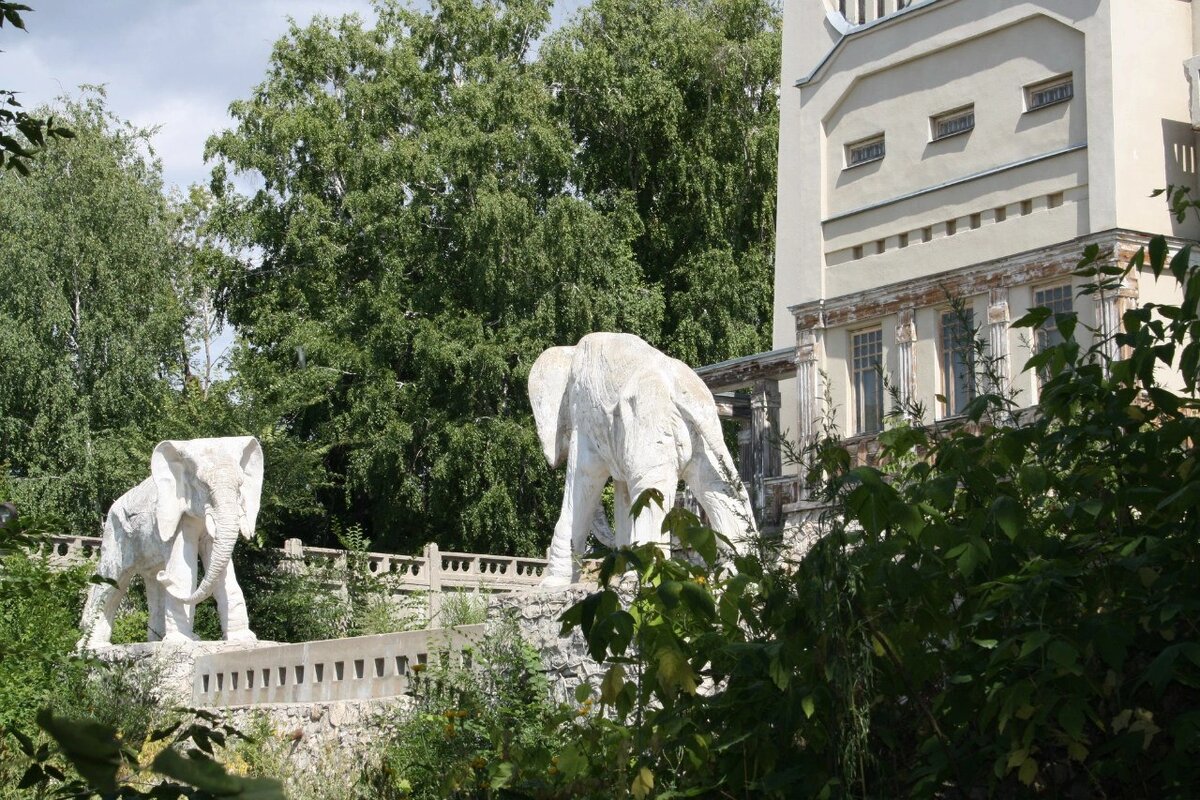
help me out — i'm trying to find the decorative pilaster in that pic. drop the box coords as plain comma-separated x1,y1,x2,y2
795,308,825,500
1098,274,1138,370
894,308,916,418
749,380,782,514
796,323,824,449
987,287,1011,394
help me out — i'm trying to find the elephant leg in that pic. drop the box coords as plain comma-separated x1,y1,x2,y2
160,528,198,644
683,452,756,552
201,539,256,643
78,571,131,650
613,480,633,547
615,375,682,553
78,517,134,650
543,437,609,587
627,471,677,552
143,574,165,642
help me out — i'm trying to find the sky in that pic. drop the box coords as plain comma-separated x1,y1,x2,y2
7,0,585,195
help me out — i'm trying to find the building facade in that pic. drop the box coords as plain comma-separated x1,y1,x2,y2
701,0,1200,526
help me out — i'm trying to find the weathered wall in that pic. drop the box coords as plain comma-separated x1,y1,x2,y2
93,582,610,769
485,582,613,705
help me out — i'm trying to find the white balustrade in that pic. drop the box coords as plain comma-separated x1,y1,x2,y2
44,534,548,595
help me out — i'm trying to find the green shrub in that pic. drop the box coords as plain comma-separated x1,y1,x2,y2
0,543,89,735
436,590,488,629
364,616,577,799
550,222,1200,797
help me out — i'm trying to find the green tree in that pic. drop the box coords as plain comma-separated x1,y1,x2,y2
542,0,780,365
0,90,192,530
206,0,664,554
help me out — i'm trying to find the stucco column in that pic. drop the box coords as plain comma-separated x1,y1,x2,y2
1098,273,1138,369
894,308,916,418
749,380,782,514
987,288,1011,394
795,313,824,500
796,326,823,449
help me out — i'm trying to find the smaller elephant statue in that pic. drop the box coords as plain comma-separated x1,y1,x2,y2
79,436,263,649
530,332,757,586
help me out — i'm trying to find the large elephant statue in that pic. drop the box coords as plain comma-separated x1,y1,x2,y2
78,436,263,649
529,332,757,586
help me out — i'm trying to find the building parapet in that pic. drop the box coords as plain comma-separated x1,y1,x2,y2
694,346,796,392
192,624,484,707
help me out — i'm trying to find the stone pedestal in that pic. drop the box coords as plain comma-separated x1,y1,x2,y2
92,639,278,707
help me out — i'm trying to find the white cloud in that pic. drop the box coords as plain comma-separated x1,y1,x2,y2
6,0,585,193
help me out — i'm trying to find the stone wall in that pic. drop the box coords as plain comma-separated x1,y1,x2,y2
486,580,619,705
217,697,409,774
92,582,610,777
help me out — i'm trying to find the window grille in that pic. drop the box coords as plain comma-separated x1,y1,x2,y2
852,329,884,434
939,310,976,417
1026,75,1073,111
846,135,885,167
1034,284,1074,354
931,106,975,141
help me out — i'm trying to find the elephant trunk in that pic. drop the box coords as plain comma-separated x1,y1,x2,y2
163,512,238,604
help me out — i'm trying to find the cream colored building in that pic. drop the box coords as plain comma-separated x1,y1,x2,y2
699,0,1200,523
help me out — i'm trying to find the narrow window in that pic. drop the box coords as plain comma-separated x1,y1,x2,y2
994,206,1008,223
1021,199,1033,216
875,239,885,254
939,309,976,417
930,105,975,141
846,134,885,168
852,245,864,260
851,329,884,435
1025,74,1073,111
1034,284,1074,354
970,213,982,230
922,226,933,243
1047,192,1064,208
898,232,909,248
946,219,957,236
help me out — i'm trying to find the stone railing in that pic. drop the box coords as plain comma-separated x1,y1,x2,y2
192,624,484,707
43,535,547,595
285,540,546,593
36,534,102,568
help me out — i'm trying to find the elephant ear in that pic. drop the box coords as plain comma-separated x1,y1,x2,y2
237,437,264,541
528,346,575,468
150,441,190,543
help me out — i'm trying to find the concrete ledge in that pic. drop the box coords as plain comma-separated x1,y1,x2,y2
192,625,485,707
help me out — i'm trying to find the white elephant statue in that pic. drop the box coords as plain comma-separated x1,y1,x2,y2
78,436,263,649
529,332,757,586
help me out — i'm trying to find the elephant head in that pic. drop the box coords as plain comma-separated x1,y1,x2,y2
529,346,576,468
150,436,263,604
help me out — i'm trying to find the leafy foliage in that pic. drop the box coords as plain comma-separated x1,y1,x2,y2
552,225,1200,797
0,535,89,736
6,708,283,798
365,615,591,799
0,3,76,176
